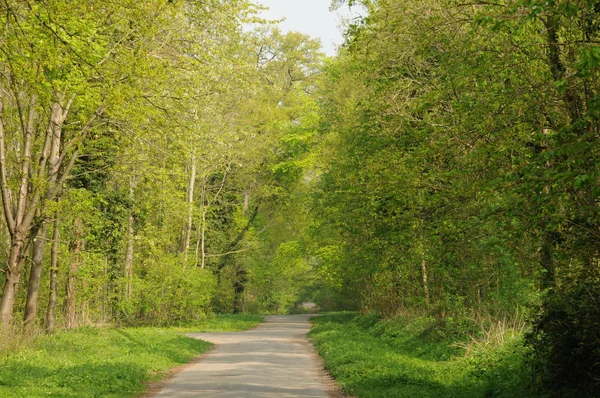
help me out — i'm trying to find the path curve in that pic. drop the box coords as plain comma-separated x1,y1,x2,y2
151,314,339,397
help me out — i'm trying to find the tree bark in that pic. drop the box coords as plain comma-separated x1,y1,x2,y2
233,266,247,314
65,217,83,329
23,222,47,333
421,256,430,306
0,96,38,327
184,157,197,258
124,214,134,299
45,217,59,334
0,235,27,326
23,97,66,332
417,220,430,306
200,211,206,268
195,180,206,268
243,191,249,215
124,175,136,299
0,94,74,327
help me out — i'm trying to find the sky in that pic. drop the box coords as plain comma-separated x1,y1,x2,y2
255,1,362,56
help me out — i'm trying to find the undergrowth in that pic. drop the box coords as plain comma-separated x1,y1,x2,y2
0,314,263,398
310,313,537,398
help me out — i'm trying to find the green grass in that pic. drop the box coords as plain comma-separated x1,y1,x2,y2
0,314,263,398
154,314,264,333
310,313,535,398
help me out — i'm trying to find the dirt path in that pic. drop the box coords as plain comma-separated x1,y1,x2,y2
150,314,340,397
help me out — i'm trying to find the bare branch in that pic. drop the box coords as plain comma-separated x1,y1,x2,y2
206,158,233,208
204,248,251,258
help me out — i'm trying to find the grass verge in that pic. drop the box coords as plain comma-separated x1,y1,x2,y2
0,314,263,398
154,314,264,333
310,313,536,398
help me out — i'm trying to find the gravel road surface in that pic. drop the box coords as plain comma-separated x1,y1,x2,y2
151,314,338,397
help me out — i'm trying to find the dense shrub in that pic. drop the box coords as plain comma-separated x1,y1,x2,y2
526,269,600,397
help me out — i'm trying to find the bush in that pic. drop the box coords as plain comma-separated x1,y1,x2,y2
127,254,216,325
526,270,600,397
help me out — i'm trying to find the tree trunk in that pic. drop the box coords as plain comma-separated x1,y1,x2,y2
65,217,83,329
243,191,249,215
0,273,19,328
195,181,206,268
0,235,27,326
124,175,136,299
124,214,134,299
45,217,59,333
0,97,37,327
0,95,73,328
23,97,66,333
200,211,206,269
417,221,430,307
183,158,197,259
233,266,247,314
421,256,430,306
195,223,201,267
23,223,47,333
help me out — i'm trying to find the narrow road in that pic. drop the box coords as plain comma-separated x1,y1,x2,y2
151,314,338,397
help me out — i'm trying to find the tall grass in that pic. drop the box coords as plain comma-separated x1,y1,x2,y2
310,313,536,398
453,312,528,357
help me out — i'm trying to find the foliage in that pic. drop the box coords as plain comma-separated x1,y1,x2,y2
225,29,325,314
0,0,598,395
0,0,323,333
525,267,600,397
310,1,600,395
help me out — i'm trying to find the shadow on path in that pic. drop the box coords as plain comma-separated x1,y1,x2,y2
151,314,338,398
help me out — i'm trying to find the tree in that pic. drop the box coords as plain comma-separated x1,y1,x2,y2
313,0,600,395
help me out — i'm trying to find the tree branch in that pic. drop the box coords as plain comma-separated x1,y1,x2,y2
205,248,251,258
0,99,15,234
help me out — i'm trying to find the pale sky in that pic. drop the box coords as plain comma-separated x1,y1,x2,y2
255,1,362,56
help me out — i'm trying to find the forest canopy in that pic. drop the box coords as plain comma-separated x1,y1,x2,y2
0,0,598,396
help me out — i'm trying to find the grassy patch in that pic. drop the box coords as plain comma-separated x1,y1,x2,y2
0,314,263,398
310,313,535,398
157,314,263,333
